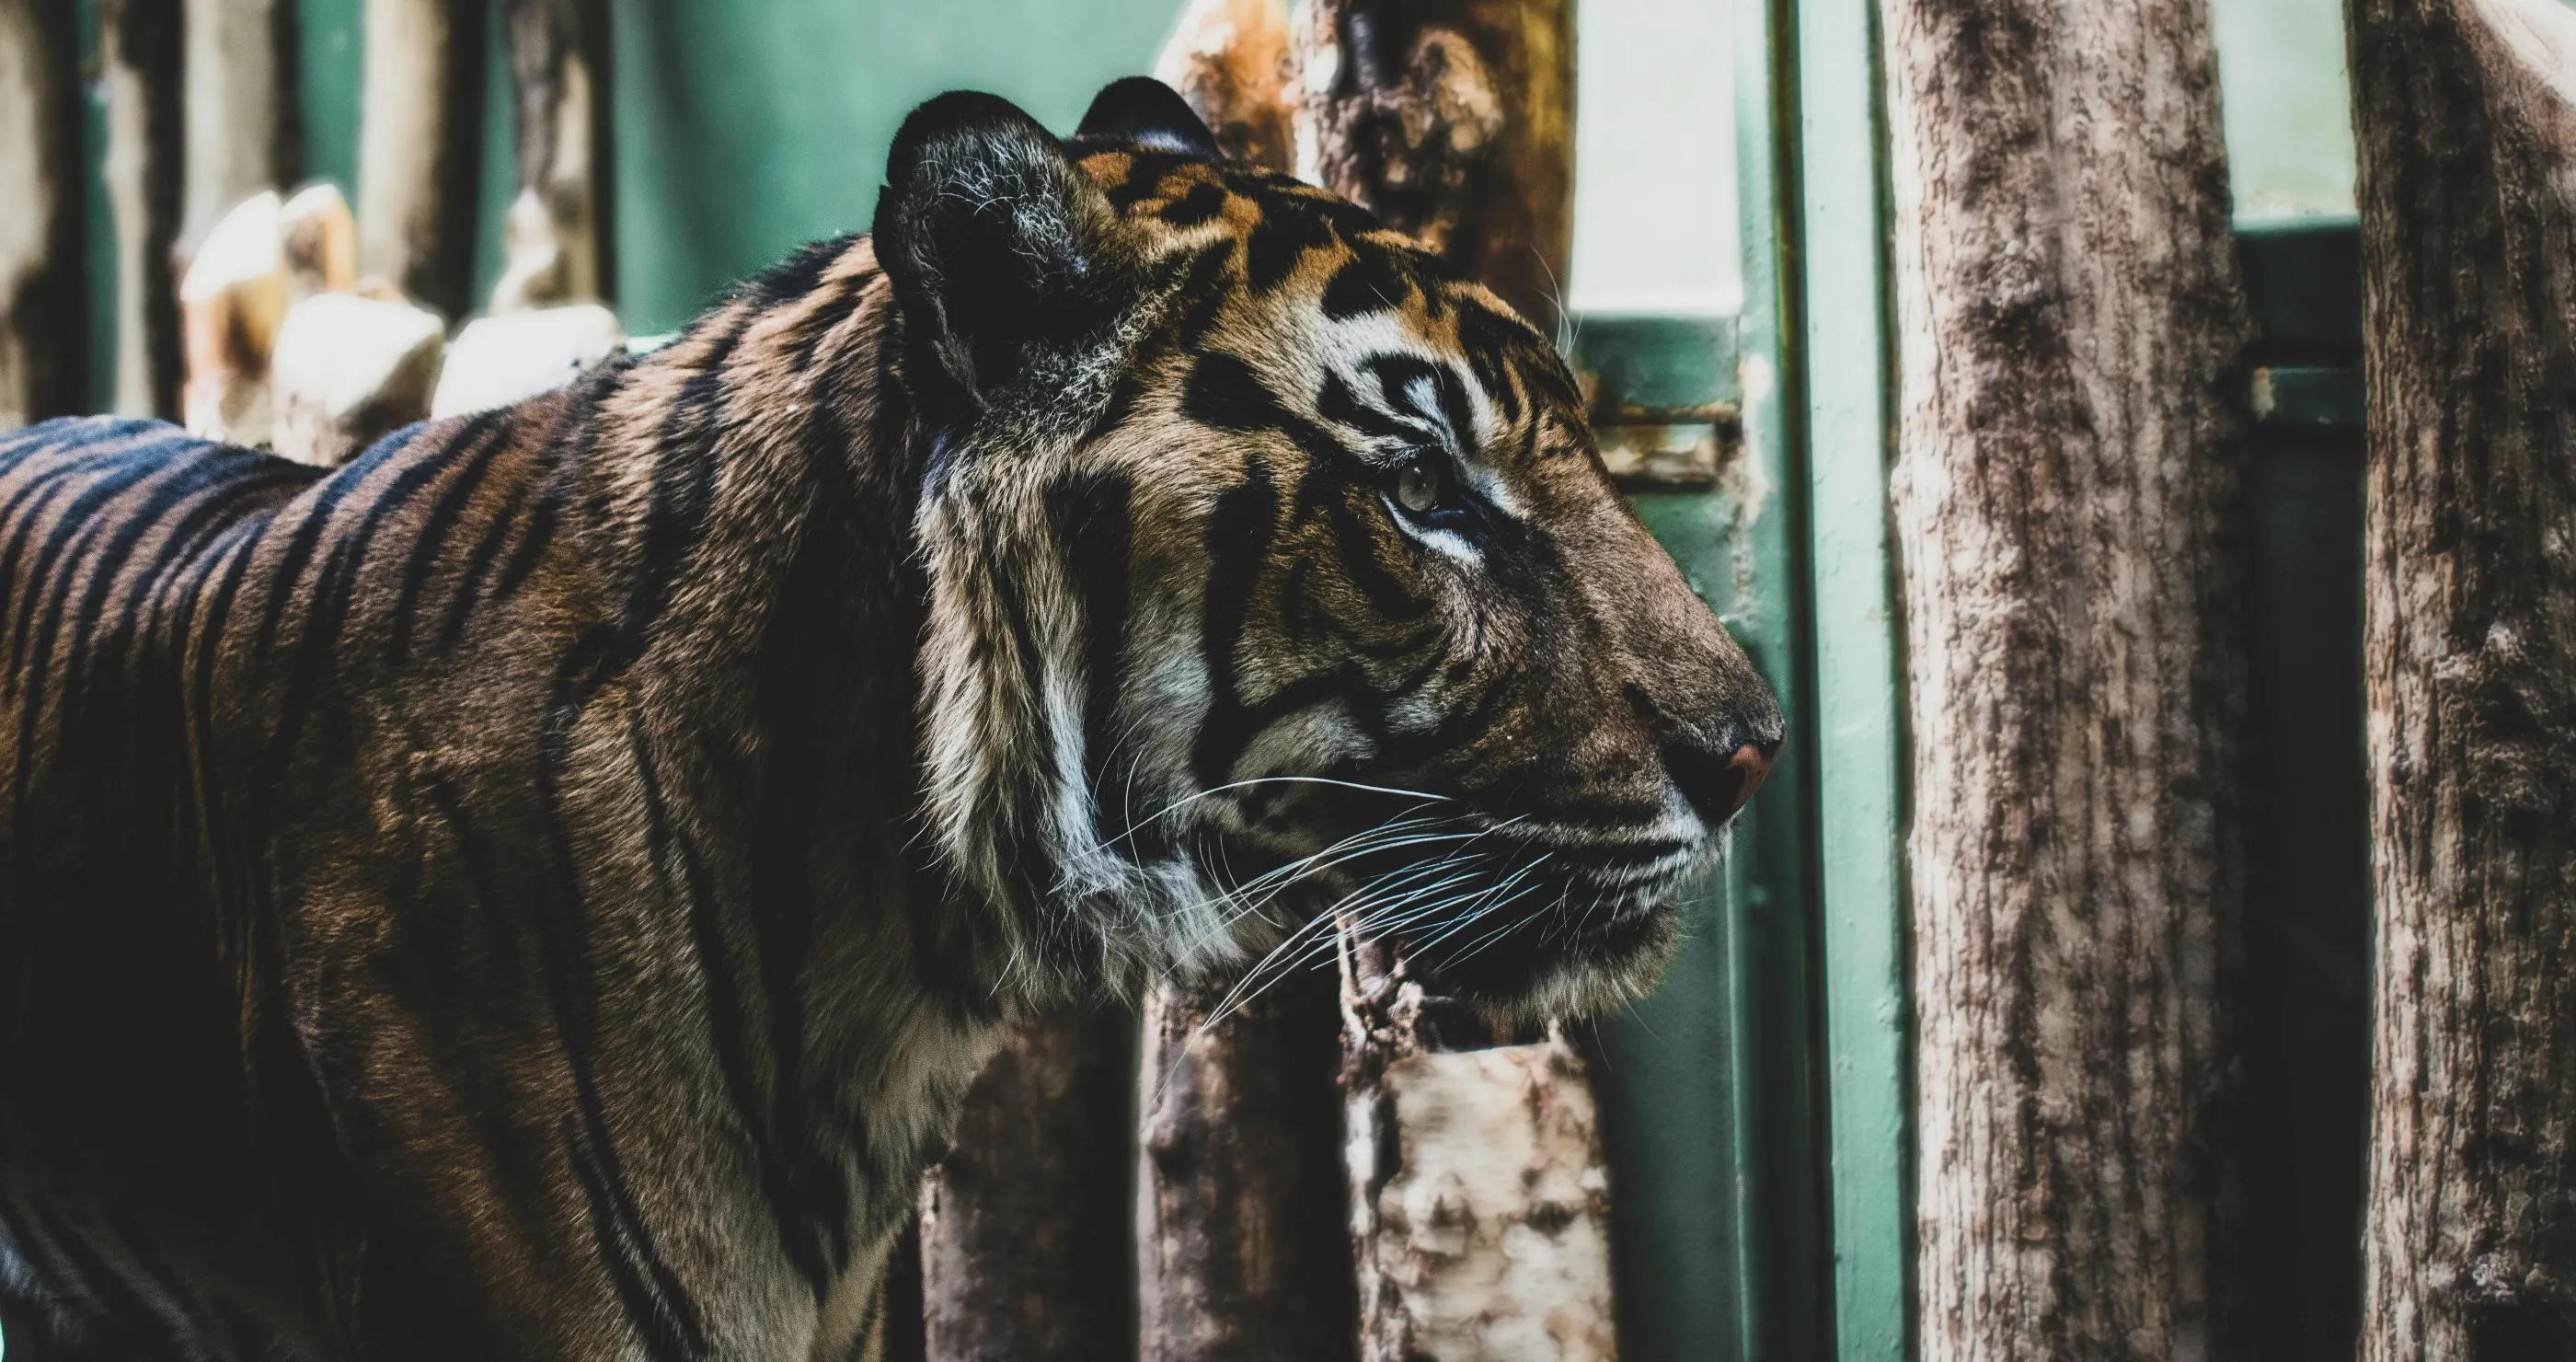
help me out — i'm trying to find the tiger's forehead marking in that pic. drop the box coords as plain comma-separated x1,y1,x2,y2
1075,146,1589,481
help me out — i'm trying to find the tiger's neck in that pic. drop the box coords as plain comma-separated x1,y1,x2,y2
545,240,1021,1267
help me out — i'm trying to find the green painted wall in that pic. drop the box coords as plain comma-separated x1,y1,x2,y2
610,0,1187,334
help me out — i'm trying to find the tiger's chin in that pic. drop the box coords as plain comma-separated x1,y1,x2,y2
1397,884,1688,1026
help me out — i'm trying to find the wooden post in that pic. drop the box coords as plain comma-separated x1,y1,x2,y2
1338,938,1614,1362
1288,0,1573,337
179,0,293,261
0,0,86,429
1882,0,2255,1356
358,0,488,316
1152,0,1293,169
1136,975,1356,1362
2345,0,2576,1356
491,0,609,312
918,1009,1134,1361
102,0,185,419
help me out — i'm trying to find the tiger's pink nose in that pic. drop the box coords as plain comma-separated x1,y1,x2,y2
1720,740,1778,819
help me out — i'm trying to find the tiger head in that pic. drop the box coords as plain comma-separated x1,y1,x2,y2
874,81,1782,1020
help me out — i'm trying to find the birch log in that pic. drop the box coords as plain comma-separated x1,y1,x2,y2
2346,0,2576,1356
1340,936,1614,1362
269,292,443,466
103,0,186,419
491,0,608,312
919,1009,1133,1360
180,0,293,261
358,0,488,316
1289,0,1573,336
1882,0,2256,1356
0,0,85,429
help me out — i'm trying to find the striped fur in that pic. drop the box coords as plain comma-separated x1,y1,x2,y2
0,85,1777,1360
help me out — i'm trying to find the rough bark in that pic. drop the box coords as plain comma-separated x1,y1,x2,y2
1336,933,1604,1362
1135,975,1356,1362
490,0,609,312
179,0,293,261
0,0,85,430
919,1008,1133,1361
2346,1,2576,1356
102,0,185,419
1882,0,2254,1358
1153,0,1293,169
357,0,488,317
1288,0,1572,336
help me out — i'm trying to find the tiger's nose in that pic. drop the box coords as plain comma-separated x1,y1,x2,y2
1665,733,1781,826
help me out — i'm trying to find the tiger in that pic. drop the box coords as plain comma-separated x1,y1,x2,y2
0,77,1780,1360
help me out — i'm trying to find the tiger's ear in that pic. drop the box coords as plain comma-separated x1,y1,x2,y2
1075,76,1222,158
874,91,1144,425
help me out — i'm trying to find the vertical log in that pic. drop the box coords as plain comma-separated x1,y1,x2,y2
919,1008,1133,1361
2345,1,2576,1356
490,0,608,312
357,0,487,316
102,0,185,419
1288,0,1572,336
0,0,86,429
1135,975,1356,1362
179,0,292,260
1152,0,1293,169
1882,0,2253,1357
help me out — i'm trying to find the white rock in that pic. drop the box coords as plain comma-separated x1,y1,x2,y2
431,303,624,418
278,181,359,300
269,292,445,466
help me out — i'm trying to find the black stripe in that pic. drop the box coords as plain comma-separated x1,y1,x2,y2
1320,249,1410,320
387,410,513,662
1191,457,1278,786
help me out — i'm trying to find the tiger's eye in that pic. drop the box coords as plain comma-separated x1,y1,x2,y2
1395,456,1443,514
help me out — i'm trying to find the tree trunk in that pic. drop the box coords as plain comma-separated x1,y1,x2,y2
1153,0,1293,169
179,0,293,261
1882,0,2254,1358
102,0,185,419
1135,975,1356,1362
1288,0,1572,337
0,0,85,430
2346,1,2576,1356
357,0,487,317
490,0,608,312
918,1008,1133,1361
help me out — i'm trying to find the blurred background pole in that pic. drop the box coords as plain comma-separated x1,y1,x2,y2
0,0,87,430
101,0,183,418
1289,0,1573,340
491,0,609,312
1881,0,2256,1356
358,0,486,316
179,0,293,261
2345,0,2576,1356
